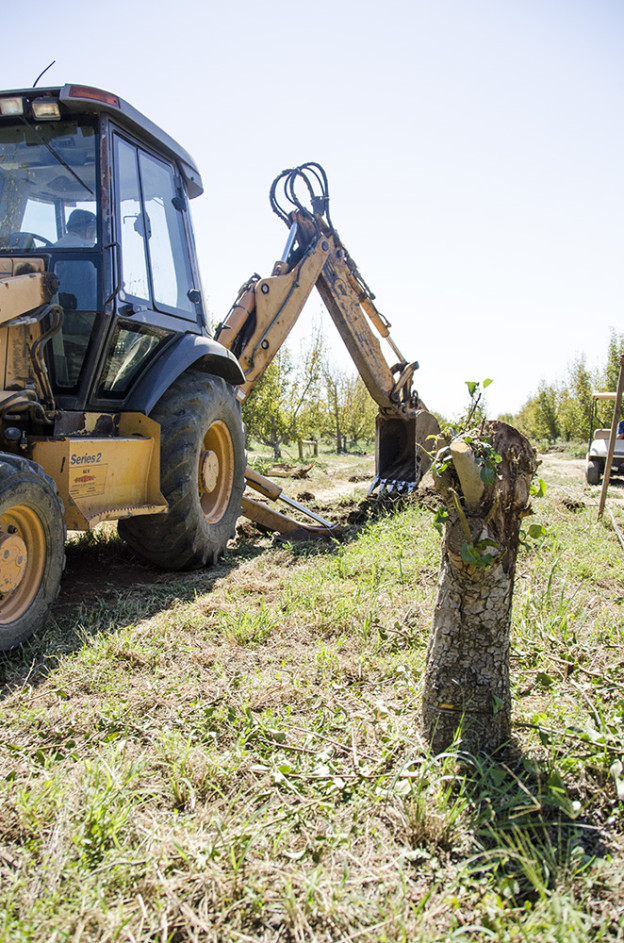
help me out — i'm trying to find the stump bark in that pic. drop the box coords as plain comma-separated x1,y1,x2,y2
421,421,538,754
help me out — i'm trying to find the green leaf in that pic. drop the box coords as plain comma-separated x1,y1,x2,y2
546,769,564,791
531,712,549,726
536,671,554,688
489,765,507,786
492,694,505,715
483,378,494,389
530,477,547,497
465,381,478,396
480,465,495,486
461,542,480,565
432,506,449,534
461,539,497,569
527,523,547,539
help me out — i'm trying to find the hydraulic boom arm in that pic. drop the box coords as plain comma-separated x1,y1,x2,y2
215,163,439,492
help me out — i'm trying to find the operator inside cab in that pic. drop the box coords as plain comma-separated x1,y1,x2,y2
56,209,97,248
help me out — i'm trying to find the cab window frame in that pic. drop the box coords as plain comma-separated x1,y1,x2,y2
111,129,200,325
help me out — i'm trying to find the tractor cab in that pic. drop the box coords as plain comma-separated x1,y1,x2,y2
0,85,224,416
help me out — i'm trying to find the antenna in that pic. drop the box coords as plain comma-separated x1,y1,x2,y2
33,61,56,88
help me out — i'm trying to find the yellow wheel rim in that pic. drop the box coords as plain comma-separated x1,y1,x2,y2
0,505,45,624
198,420,235,523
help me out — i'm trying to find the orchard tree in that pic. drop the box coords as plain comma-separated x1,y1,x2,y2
532,383,560,443
561,356,593,442
322,365,348,453
597,330,624,427
513,397,538,440
321,366,377,452
602,329,624,391
242,331,324,458
556,387,576,442
505,332,624,445
342,375,378,447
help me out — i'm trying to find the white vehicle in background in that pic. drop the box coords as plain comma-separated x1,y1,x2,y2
586,392,624,485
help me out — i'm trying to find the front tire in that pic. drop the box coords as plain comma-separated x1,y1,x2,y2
118,371,245,569
0,457,65,651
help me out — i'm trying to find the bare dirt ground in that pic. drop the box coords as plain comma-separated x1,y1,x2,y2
54,452,376,617
54,448,624,621
539,449,624,510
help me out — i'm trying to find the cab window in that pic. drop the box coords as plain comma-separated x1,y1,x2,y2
0,118,98,249
113,135,196,319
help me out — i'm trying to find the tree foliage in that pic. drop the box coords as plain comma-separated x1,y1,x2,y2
242,331,324,458
320,367,377,452
511,332,623,444
241,326,377,456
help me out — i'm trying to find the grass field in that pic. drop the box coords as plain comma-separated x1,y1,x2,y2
1,447,623,941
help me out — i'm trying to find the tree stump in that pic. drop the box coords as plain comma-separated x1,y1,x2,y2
421,421,538,754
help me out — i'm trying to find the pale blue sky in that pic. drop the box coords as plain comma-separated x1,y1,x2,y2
2,0,622,418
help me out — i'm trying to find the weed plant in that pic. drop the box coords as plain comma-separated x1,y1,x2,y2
0,453,623,940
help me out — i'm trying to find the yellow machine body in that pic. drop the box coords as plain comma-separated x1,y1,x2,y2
32,413,166,531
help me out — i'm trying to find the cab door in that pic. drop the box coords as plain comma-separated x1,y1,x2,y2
97,132,203,400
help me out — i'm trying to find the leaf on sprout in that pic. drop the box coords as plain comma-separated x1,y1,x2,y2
461,542,480,565
432,507,449,534
480,465,495,486
483,378,494,388
527,523,547,539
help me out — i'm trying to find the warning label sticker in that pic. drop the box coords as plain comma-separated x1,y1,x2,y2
69,464,108,497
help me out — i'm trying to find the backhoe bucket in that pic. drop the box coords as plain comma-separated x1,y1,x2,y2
373,410,440,494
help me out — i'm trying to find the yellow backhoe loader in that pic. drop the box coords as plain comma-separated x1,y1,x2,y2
0,85,438,650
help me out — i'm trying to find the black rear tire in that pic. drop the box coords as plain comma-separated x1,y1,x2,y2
586,459,602,485
118,371,245,569
0,456,65,651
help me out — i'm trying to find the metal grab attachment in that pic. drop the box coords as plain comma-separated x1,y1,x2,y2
242,466,337,536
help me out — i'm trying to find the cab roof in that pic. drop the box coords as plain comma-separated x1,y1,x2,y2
0,83,203,198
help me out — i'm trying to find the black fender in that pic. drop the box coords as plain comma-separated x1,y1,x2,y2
125,333,244,416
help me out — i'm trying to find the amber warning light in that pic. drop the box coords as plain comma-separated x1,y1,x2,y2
68,86,120,108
